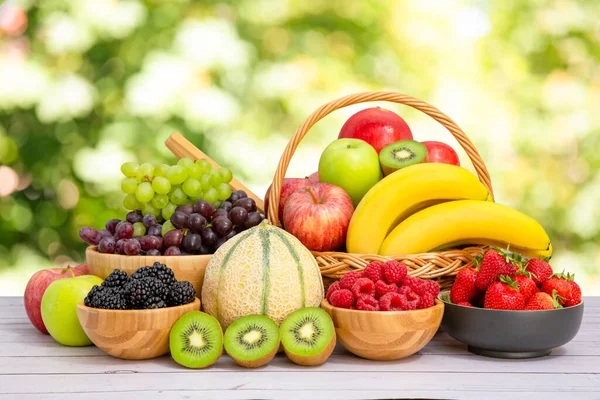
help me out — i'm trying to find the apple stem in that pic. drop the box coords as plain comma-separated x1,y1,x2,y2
306,187,319,204
64,265,75,278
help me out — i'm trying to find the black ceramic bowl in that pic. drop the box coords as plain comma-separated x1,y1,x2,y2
439,291,584,359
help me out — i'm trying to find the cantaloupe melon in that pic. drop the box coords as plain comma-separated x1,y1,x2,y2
201,221,324,328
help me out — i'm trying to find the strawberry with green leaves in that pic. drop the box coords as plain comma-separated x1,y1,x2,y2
525,290,563,310
514,254,553,286
450,267,479,304
475,248,516,291
541,271,581,307
484,275,525,310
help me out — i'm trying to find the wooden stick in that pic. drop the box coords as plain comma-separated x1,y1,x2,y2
165,132,265,212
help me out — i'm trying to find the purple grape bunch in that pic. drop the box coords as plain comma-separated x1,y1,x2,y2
79,191,265,256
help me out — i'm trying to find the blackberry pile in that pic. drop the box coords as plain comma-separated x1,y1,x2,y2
84,262,195,310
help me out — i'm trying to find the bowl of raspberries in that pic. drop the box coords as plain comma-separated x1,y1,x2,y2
76,262,200,360
439,248,584,359
321,260,445,361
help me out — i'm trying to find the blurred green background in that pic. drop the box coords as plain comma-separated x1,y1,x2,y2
1,0,598,295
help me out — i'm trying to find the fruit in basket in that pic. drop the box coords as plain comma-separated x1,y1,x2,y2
224,314,280,368
346,163,490,255
379,140,428,176
282,183,353,252
264,177,315,223
422,141,460,166
24,264,89,334
201,221,324,328
169,311,224,369
483,276,526,310
41,272,103,346
541,272,581,307
475,249,515,291
279,307,336,366
308,171,320,182
318,138,382,207
338,107,413,154
450,267,479,304
525,291,562,310
379,200,553,259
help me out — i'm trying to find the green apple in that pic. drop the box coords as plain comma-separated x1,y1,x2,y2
41,271,103,347
318,138,382,207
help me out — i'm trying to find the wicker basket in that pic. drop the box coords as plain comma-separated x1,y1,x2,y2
266,91,495,290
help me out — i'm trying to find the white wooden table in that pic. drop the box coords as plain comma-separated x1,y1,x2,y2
1,296,598,400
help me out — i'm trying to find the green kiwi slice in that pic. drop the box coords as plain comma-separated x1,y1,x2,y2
169,311,223,369
280,307,336,366
379,140,428,176
224,314,280,368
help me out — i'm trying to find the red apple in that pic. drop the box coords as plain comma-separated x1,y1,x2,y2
24,264,88,334
283,183,354,252
338,107,413,154
264,177,316,223
308,171,320,182
422,141,460,166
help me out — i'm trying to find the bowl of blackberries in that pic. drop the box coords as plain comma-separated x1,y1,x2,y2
76,263,201,360
81,190,265,294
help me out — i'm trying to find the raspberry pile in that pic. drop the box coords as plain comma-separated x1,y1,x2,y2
448,249,582,311
84,262,196,310
326,260,440,311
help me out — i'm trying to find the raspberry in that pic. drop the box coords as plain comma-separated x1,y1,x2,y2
422,280,440,297
399,294,419,310
457,301,473,307
397,285,421,308
375,280,397,299
362,262,384,282
356,296,379,311
403,276,425,295
326,281,341,302
383,260,408,284
329,289,355,309
339,271,363,291
397,285,415,297
379,292,404,311
419,293,435,309
351,278,375,299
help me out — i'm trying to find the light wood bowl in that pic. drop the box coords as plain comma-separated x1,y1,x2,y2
77,298,201,360
321,299,444,361
86,246,210,296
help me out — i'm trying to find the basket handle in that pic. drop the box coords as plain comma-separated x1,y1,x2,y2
267,91,494,226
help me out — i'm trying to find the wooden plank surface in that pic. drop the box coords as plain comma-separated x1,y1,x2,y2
0,296,598,400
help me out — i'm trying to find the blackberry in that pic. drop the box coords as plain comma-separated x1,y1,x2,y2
101,269,128,288
167,281,196,306
123,277,168,309
143,296,167,309
84,285,127,310
129,262,176,287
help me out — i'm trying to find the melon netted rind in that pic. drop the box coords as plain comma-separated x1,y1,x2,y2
201,221,324,329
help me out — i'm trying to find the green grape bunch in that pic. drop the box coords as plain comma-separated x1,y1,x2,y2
120,158,234,219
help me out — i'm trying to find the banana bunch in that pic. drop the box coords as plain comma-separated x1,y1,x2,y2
346,164,552,259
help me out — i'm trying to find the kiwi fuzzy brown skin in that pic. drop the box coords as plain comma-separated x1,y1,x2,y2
283,331,336,366
379,140,428,176
232,344,279,368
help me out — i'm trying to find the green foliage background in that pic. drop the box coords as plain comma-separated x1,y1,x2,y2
1,0,599,293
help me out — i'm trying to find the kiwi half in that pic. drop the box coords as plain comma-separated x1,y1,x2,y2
224,314,280,368
280,307,336,366
169,311,223,369
379,140,428,176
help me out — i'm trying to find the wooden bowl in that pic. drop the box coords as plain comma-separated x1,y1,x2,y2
321,299,444,361
76,298,201,360
86,246,210,296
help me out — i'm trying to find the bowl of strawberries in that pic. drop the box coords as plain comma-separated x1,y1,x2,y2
321,260,444,361
439,248,584,359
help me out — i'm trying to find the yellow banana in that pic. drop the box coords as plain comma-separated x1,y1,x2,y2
379,200,552,259
346,163,491,254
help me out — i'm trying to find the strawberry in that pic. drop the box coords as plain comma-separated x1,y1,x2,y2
524,257,553,286
450,267,479,304
541,271,574,306
525,290,562,310
483,275,525,310
513,274,538,302
565,278,582,307
457,301,473,307
475,248,516,291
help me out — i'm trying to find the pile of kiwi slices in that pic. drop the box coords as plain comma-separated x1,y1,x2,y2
169,307,336,369
379,139,428,176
